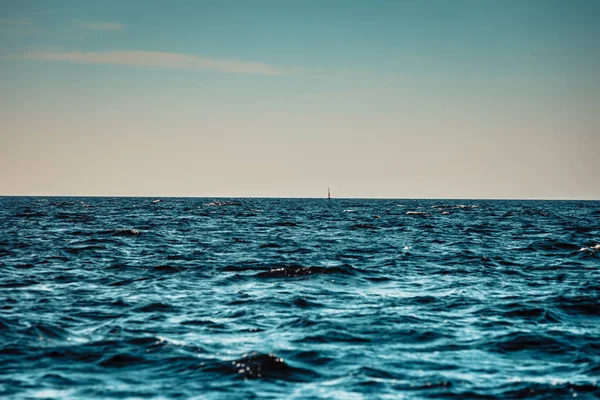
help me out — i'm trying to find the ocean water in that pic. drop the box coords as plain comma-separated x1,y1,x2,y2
1,197,599,399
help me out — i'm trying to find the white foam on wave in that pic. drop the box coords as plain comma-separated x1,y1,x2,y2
156,335,188,347
29,389,77,399
579,243,600,253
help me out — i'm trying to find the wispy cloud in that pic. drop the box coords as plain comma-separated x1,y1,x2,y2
79,21,126,31
0,18,33,26
7,50,317,76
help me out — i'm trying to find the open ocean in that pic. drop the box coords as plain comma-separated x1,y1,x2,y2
0,197,599,399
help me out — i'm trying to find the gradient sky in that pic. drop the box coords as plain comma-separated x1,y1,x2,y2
1,0,599,199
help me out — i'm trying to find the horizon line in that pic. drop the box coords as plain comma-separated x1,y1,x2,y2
1,194,598,201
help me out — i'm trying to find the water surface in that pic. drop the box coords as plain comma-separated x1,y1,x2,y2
1,197,599,398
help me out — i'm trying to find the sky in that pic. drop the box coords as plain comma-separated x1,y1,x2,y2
1,0,599,199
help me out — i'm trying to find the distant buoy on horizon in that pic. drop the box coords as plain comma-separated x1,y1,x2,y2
328,187,331,200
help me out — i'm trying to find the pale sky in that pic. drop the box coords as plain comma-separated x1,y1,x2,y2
1,0,599,199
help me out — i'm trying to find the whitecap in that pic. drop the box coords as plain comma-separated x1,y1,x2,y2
406,211,428,215
29,389,76,399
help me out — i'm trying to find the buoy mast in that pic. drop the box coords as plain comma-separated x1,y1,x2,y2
328,187,331,199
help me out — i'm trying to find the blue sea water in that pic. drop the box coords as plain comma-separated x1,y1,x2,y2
0,197,599,399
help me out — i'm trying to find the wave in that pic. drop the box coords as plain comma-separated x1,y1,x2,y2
253,264,360,278
21,323,72,341
273,221,300,227
492,331,578,354
259,243,282,249
99,353,149,368
135,302,176,313
203,200,242,207
110,229,140,237
205,352,317,381
405,211,429,216
349,223,378,230
497,381,600,398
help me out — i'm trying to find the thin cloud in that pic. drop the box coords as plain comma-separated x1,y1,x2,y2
8,50,317,76
79,21,126,31
0,18,33,26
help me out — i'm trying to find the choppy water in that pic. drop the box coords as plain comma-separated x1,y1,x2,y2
1,197,599,399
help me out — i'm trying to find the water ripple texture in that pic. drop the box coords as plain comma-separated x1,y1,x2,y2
1,197,599,399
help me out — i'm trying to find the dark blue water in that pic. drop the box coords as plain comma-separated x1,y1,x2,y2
1,197,599,399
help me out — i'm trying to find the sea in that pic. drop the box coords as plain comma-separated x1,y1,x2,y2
1,197,599,399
